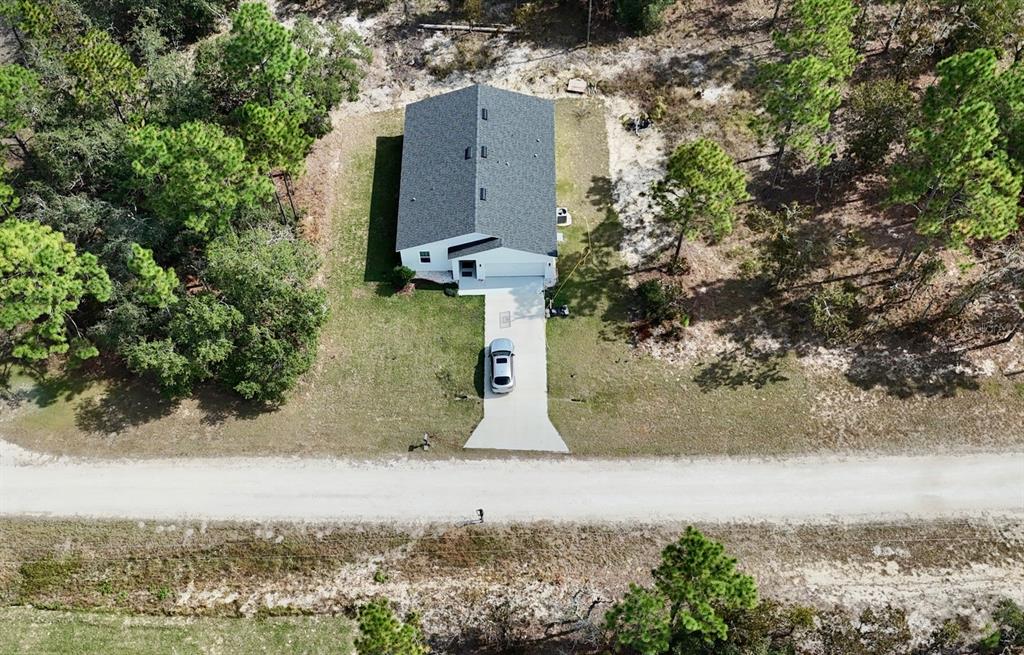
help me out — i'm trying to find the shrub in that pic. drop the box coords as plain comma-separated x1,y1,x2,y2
845,78,917,168
389,265,415,290
636,279,683,324
807,282,862,342
615,0,673,33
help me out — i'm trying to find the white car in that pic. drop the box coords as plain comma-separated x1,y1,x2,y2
489,338,515,394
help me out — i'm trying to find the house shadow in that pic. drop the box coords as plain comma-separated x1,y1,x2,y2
364,135,404,288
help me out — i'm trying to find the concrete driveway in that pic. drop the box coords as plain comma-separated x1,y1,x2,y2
461,277,568,453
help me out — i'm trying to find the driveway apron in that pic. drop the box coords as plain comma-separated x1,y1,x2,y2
462,277,568,453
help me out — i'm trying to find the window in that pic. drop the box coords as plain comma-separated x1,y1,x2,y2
419,251,431,263
480,145,488,158
481,108,488,120
480,187,487,201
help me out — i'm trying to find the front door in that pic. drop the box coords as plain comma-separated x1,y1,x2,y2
460,260,476,278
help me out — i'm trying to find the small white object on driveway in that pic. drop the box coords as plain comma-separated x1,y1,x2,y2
462,277,568,453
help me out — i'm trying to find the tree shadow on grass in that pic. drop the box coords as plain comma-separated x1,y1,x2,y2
364,135,404,286
549,175,637,342
843,332,981,399
73,376,181,435
692,346,789,392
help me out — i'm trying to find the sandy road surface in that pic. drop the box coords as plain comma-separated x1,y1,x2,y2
3,442,1022,523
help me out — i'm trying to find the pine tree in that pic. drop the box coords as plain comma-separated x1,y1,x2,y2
354,599,428,655
0,218,112,363
127,243,178,309
64,29,142,124
758,0,859,168
653,138,749,264
223,2,308,106
891,49,1023,247
0,63,39,158
0,0,55,54
129,121,274,236
604,527,758,653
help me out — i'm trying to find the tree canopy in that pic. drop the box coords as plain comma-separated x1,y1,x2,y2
891,49,1023,247
758,0,859,167
0,217,111,363
354,598,428,655
0,0,367,402
653,138,749,263
604,527,758,653
129,121,273,235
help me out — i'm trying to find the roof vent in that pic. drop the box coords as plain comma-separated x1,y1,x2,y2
464,147,471,159
480,145,488,158
480,187,487,201
481,108,488,120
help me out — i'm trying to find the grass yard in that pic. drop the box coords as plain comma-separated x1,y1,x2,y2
0,111,483,457
2,102,1022,458
548,99,1024,455
0,607,353,654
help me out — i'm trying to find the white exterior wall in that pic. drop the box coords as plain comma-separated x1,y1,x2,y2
454,247,556,282
399,233,490,273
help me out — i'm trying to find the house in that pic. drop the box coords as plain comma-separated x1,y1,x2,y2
395,84,558,290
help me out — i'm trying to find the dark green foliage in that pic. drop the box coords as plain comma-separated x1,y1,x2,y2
0,3,348,402
745,204,830,287
605,527,758,652
389,265,415,290
807,282,862,342
653,138,749,264
984,599,1024,652
124,293,243,396
635,279,683,324
942,0,1024,56
890,49,1022,248
758,0,859,167
291,15,370,136
615,0,673,34
206,229,327,403
128,120,273,235
845,78,917,168
719,600,815,655
355,598,428,655
72,0,235,48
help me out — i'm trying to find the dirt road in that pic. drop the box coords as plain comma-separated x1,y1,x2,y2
2,442,1021,523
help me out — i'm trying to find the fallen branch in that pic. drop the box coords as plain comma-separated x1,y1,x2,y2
420,23,520,33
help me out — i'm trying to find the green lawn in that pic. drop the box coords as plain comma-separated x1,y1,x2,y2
0,111,483,457
0,607,353,655
3,103,1021,458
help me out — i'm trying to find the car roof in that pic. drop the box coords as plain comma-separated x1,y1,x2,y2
490,338,514,352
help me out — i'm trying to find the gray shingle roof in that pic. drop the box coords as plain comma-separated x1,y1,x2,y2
395,85,557,257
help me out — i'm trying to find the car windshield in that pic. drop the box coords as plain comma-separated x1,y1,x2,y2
495,357,508,364
494,376,511,385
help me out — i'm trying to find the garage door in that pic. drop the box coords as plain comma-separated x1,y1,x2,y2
484,262,547,277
